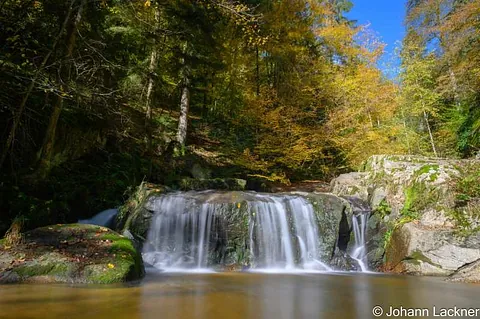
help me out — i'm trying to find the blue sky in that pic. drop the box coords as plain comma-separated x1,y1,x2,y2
346,0,406,78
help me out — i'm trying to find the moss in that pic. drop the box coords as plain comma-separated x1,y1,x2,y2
177,178,246,191
444,163,480,236
414,164,440,182
405,250,442,268
14,262,71,278
374,199,392,219
401,181,440,219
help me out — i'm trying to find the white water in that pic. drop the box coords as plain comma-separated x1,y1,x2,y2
350,214,369,272
142,191,366,273
78,208,118,228
142,194,219,271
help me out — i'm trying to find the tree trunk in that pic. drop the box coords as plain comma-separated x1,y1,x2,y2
0,0,75,170
402,109,411,154
144,9,160,154
256,45,260,96
176,78,190,146
423,110,438,157
145,48,158,152
36,0,86,178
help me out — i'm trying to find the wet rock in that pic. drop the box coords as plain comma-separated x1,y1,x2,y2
121,187,357,270
330,251,360,271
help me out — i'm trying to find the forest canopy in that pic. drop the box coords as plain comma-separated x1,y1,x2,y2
0,0,479,231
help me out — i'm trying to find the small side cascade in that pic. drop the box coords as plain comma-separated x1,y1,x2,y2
350,213,369,272
79,209,118,228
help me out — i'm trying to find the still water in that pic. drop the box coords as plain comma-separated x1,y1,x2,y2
1,271,479,319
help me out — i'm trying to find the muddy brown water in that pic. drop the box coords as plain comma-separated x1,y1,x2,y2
1,271,479,319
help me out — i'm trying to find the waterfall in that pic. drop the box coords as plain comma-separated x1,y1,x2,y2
142,193,220,271
350,214,368,272
79,208,118,228
142,191,365,273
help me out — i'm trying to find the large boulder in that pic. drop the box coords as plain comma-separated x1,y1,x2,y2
118,186,360,270
331,155,480,280
386,223,480,276
447,259,480,283
0,224,144,284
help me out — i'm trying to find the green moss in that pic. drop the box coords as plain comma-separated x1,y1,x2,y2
401,181,440,220
445,163,480,236
383,228,394,250
374,199,392,219
177,178,246,191
14,262,71,278
414,164,440,182
405,250,442,268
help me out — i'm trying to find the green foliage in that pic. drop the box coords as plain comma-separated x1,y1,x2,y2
446,162,480,235
374,199,392,219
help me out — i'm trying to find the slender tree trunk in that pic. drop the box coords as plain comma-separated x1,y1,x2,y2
255,45,260,96
176,77,190,146
403,111,411,155
423,109,438,157
449,67,460,110
0,0,75,170
36,0,86,178
144,9,160,154
145,49,158,152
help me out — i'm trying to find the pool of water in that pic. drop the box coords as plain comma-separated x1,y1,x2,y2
1,271,479,319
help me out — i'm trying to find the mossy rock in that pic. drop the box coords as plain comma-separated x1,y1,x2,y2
177,178,247,191
0,224,144,284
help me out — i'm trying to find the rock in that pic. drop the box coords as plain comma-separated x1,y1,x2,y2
330,251,360,271
331,155,480,275
0,224,144,284
306,193,354,262
365,213,388,270
330,172,369,201
120,186,357,270
190,163,212,179
370,187,387,210
386,223,480,276
115,182,165,242
178,178,247,191
447,259,480,283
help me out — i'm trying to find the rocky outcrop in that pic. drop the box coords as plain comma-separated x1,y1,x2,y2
177,178,247,191
447,259,480,283
0,224,144,284
386,223,480,276
331,155,480,280
117,185,362,270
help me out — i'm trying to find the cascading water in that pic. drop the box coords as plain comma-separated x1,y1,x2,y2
248,195,332,271
142,191,367,273
142,193,219,271
350,213,369,272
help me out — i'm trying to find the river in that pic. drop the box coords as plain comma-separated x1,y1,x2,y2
1,270,479,319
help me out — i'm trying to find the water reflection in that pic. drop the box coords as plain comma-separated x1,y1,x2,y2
1,273,480,319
